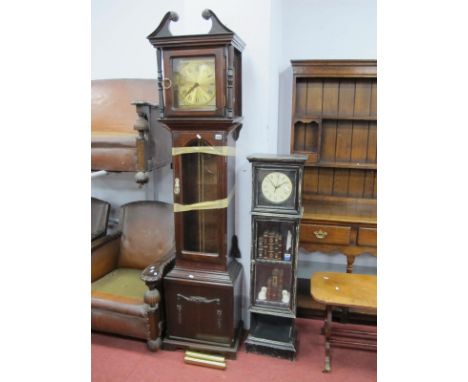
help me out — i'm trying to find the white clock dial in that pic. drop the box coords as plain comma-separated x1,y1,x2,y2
261,172,293,204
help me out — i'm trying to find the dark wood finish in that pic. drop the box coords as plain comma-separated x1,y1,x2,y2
248,154,307,216
148,9,244,119
148,10,245,356
290,60,376,78
161,47,225,118
163,261,243,359
171,128,239,269
245,155,306,360
290,60,377,314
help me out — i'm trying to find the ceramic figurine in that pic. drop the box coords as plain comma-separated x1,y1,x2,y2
258,286,267,301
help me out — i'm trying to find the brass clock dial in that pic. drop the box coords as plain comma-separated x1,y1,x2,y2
173,57,216,109
261,172,293,204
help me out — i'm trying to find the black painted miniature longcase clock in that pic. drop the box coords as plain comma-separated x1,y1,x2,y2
147,10,244,358
245,154,306,360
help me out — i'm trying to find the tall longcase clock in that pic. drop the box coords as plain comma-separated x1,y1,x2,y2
147,10,244,358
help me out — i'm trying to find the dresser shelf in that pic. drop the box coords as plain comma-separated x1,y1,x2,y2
304,161,377,170
302,195,376,225
295,115,377,122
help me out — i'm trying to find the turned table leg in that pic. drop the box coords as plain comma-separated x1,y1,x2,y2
323,305,332,373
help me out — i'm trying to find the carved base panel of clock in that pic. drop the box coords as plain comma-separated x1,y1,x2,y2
162,261,243,359
245,314,297,361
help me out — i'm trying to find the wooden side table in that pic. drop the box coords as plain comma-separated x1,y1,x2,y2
311,272,377,372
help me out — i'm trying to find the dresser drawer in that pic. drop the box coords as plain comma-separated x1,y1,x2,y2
300,223,352,245
358,227,377,247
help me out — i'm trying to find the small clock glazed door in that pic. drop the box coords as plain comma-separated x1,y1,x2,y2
251,216,298,316
172,131,229,266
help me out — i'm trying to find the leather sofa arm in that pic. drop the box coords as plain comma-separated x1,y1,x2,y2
91,232,121,282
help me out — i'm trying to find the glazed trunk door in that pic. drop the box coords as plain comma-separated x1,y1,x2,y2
173,135,227,265
181,146,219,254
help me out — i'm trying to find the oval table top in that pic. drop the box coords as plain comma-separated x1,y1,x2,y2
311,272,377,311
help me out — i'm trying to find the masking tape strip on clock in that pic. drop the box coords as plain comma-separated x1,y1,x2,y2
172,146,236,157
173,189,235,213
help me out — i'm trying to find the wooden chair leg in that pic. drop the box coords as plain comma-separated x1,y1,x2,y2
144,286,162,352
323,305,332,373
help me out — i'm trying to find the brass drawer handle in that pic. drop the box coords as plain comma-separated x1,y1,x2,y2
314,229,328,239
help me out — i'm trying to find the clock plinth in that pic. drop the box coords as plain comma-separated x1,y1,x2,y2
245,314,298,360
162,261,243,359
148,10,245,355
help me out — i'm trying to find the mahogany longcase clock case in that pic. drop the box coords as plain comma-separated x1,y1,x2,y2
147,10,244,358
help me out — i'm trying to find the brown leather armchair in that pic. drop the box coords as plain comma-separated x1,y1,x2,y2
91,200,175,350
91,197,111,242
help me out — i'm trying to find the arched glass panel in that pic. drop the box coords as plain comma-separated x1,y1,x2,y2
181,139,219,255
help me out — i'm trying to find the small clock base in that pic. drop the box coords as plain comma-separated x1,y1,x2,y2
244,314,297,361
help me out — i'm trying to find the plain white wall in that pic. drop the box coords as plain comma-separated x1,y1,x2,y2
281,0,376,66
92,0,377,325
92,0,183,79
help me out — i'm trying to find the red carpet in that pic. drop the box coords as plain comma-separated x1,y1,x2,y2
92,318,376,382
